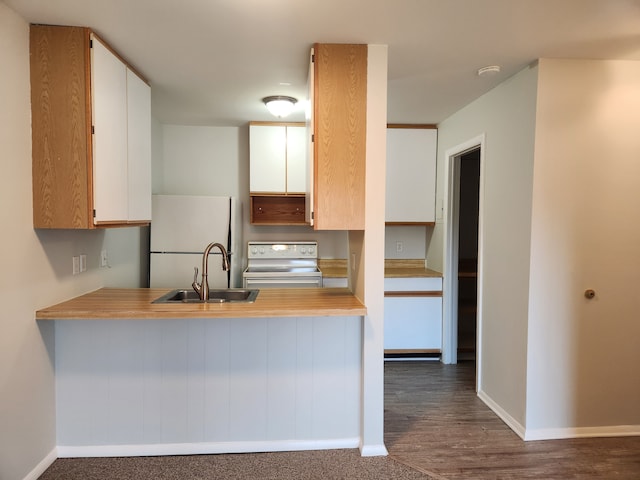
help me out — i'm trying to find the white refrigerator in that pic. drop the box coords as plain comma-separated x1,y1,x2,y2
149,195,242,289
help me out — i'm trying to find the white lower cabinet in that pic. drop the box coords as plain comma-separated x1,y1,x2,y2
384,277,443,352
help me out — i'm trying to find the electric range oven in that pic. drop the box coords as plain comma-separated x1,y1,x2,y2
242,241,322,288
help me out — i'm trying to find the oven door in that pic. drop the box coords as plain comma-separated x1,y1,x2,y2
243,276,322,289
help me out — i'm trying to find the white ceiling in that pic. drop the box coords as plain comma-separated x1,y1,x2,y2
6,0,640,126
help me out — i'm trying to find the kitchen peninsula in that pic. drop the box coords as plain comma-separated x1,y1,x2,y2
37,288,366,457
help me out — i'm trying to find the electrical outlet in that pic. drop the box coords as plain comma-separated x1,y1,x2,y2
351,253,357,271
72,256,80,275
396,241,403,253
100,249,108,268
80,254,87,272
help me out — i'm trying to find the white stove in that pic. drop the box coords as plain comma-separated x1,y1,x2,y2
243,241,322,288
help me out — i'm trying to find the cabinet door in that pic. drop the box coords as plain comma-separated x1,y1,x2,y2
91,35,128,224
311,44,367,230
386,128,437,223
249,125,286,193
126,69,152,222
305,48,315,225
384,296,442,350
286,125,306,193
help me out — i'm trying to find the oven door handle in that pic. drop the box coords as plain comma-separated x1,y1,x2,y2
244,279,322,286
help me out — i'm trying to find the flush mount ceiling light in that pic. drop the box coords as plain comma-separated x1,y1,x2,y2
477,65,501,77
263,95,297,118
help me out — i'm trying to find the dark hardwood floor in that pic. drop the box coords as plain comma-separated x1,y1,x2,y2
384,360,640,480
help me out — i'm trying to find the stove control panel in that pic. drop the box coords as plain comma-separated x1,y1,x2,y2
247,241,317,259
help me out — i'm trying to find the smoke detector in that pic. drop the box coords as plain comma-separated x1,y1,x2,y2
477,65,501,77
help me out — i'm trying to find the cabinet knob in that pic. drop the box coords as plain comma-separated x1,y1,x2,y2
584,289,596,299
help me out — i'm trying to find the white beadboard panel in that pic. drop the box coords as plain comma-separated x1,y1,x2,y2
267,317,298,440
159,321,190,443
295,318,314,439
203,319,231,441
227,318,269,441
142,324,164,443
105,321,145,445
55,316,362,450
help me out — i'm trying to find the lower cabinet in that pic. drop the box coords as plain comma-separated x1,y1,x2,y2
384,277,443,353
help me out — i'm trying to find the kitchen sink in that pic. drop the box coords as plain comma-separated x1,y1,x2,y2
152,288,259,304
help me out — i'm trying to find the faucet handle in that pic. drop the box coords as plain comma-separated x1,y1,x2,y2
192,267,201,294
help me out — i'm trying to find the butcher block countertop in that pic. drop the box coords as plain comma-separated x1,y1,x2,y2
318,259,441,279
35,287,367,320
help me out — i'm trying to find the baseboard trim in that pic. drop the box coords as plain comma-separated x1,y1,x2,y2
57,438,361,458
477,389,526,440
23,448,57,480
478,389,640,441
524,424,640,441
359,443,388,457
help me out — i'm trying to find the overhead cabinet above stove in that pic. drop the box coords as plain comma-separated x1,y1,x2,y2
30,25,151,229
249,122,307,226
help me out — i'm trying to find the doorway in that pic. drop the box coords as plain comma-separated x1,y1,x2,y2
456,148,480,361
442,135,484,370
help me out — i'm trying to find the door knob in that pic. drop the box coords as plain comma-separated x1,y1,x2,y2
584,289,596,299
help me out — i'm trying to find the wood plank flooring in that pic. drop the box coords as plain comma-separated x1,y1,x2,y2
384,360,640,479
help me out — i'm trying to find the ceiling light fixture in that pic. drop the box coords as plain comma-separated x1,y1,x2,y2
477,65,501,77
263,95,297,118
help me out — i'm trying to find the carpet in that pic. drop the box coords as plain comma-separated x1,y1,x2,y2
38,449,437,479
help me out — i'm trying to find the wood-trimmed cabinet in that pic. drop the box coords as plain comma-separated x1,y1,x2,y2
30,25,151,229
249,122,307,225
386,126,437,224
384,277,443,354
307,43,367,230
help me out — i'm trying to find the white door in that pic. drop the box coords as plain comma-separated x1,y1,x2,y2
286,125,307,193
126,69,152,222
91,35,128,224
249,125,286,192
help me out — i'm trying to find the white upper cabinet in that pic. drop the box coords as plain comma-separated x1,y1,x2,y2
91,34,151,225
385,127,438,223
249,123,306,194
250,124,286,192
126,69,152,222
91,36,129,223
286,125,306,193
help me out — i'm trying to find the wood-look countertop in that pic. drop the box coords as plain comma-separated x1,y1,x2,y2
35,287,366,320
318,259,442,279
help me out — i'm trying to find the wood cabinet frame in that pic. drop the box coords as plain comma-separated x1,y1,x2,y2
30,25,150,229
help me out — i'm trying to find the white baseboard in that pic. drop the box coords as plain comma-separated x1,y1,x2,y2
359,443,388,457
478,389,640,441
477,389,526,440
23,448,57,480
57,438,361,458
524,424,640,441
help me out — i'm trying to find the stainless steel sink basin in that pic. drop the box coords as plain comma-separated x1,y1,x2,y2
152,288,259,304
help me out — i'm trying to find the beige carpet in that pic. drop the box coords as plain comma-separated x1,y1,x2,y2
39,449,436,479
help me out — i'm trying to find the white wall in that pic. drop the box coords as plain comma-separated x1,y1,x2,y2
0,5,149,478
384,226,429,261
526,59,640,437
435,65,539,428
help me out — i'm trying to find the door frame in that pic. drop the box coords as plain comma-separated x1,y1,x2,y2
442,135,485,380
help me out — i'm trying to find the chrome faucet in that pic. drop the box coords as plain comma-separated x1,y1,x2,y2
192,242,230,301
